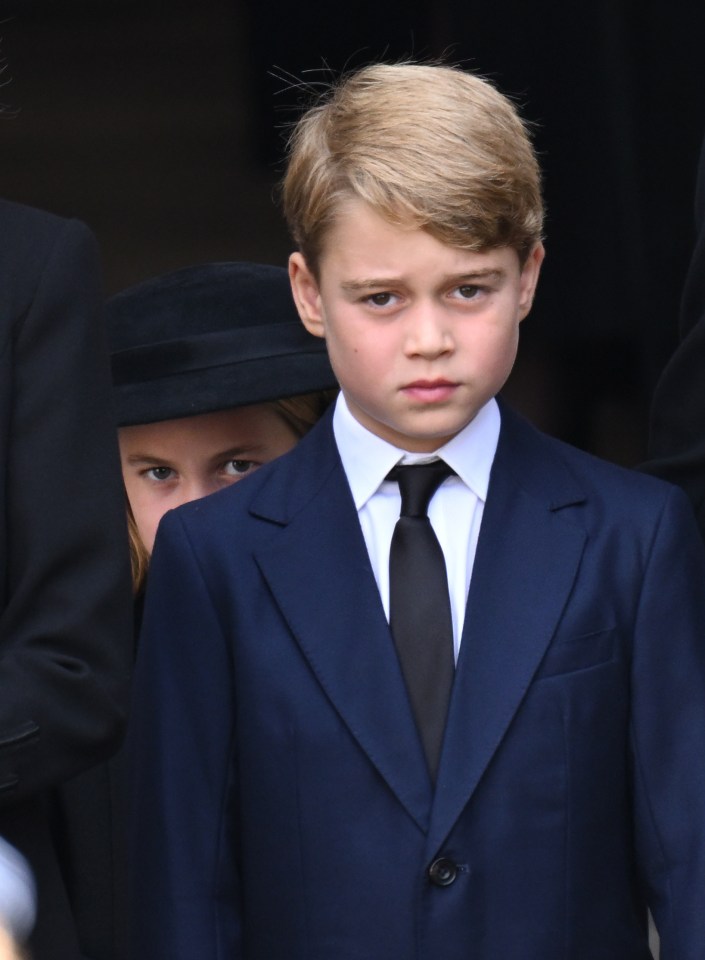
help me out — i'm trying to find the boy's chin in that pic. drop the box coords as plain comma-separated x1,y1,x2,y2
378,416,478,452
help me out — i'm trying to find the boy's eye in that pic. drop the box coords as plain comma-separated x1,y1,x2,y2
146,466,175,482
364,291,396,307
224,459,256,477
454,284,482,300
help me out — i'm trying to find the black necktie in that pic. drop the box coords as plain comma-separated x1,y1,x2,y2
387,460,455,780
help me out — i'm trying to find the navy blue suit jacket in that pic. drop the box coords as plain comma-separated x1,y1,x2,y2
130,403,705,959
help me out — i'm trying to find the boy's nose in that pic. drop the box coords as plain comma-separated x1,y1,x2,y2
404,305,453,357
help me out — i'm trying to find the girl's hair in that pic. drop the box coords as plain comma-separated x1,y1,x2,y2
128,389,336,593
128,502,151,595
269,388,338,438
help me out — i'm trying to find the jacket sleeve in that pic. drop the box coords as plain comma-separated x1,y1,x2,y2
644,135,705,539
129,511,242,960
630,484,705,957
0,213,132,802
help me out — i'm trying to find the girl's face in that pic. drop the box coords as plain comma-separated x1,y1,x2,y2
119,405,299,554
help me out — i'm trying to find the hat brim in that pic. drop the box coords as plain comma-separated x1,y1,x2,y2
113,348,337,426
108,262,338,426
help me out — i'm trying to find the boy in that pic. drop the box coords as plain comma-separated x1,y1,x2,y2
130,65,705,959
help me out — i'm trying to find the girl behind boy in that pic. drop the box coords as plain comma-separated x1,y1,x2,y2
110,260,337,593
55,260,337,960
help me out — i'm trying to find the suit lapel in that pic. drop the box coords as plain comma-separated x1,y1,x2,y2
427,408,587,854
251,419,433,832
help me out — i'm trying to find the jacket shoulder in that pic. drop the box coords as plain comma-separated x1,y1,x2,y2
0,199,93,273
0,198,69,245
499,402,689,519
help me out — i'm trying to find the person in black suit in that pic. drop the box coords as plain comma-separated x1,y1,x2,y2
644,136,705,539
0,199,132,959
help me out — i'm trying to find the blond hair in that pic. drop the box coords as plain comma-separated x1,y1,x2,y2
126,390,336,593
268,388,337,438
127,502,151,595
282,62,543,270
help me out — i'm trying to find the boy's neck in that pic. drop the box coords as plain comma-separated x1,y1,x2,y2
332,392,500,507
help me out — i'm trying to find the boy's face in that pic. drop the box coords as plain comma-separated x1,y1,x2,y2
290,200,544,452
119,406,299,554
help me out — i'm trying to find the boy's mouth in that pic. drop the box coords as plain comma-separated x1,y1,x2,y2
401,379,458,402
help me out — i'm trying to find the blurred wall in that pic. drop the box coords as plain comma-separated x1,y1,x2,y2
1,0,292,292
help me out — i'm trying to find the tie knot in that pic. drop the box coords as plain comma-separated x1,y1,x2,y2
387,460,454,517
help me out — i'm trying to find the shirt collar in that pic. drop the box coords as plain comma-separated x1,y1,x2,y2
332,393,500,510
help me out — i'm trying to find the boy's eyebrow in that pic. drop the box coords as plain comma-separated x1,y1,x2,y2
340,269,506,291
124,453,178,467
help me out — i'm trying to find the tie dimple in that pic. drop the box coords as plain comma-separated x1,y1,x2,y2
388,460,455,517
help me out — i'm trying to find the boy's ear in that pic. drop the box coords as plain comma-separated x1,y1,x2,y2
289,253,325,338
518,242,545,320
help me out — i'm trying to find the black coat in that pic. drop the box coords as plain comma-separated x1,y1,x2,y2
0,199,132,959
645,136,705,539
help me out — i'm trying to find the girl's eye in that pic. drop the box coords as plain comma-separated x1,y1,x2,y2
146,466,175,482
224,459,256,477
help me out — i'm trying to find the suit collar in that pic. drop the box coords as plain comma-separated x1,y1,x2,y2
249,398,584,523
248,407,339,526
250,405,589,846
251,414,433,831
427,404,587,851
332,392,501,510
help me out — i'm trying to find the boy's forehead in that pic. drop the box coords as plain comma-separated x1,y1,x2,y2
315,200,521,280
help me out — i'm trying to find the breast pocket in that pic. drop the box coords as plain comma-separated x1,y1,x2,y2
534,627,617,680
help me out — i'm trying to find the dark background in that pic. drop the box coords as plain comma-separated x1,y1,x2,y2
2,0,704,463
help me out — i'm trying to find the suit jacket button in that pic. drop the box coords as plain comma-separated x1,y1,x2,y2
428,857,458,886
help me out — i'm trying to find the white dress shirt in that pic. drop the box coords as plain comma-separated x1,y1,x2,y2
332,394,500,660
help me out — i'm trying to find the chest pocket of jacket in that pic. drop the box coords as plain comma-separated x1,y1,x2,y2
534,626,617,680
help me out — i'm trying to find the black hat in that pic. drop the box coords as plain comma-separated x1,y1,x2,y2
107,261,337,426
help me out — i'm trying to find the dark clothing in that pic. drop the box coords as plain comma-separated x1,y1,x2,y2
644,135,705,538
0,199,132,959
53,750,129,960
131,403,705,959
